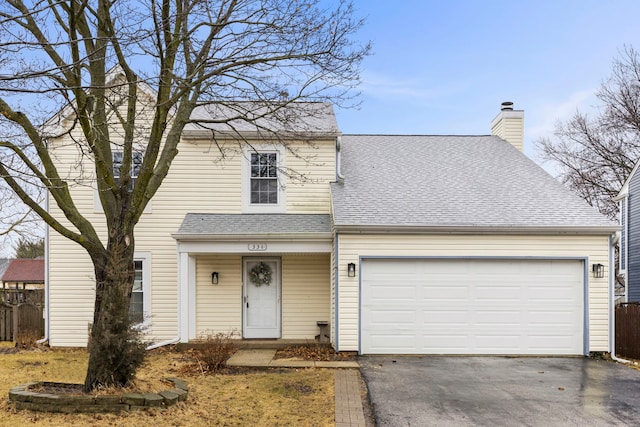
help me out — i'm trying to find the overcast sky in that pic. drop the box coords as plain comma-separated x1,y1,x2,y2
335,1,640,161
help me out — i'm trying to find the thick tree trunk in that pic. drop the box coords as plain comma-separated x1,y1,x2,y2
83,224,145,392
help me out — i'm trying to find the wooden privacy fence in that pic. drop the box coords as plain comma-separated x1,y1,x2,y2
0,303,44,342
616,303,640,359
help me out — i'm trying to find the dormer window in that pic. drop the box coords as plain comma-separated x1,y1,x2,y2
250,153,278,204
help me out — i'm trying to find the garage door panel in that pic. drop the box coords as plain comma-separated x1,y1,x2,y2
368,285,417,301
422,309,469,325
367,309,416,325
361,259,584,355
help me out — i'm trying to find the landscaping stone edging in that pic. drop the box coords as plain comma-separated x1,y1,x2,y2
8,377,188,413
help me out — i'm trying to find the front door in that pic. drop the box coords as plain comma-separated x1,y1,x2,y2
243,258,281,338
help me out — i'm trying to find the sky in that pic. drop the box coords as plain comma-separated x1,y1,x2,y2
334,0,640,161
3,1,639,257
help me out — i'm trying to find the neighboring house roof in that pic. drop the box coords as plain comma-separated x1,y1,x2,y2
1,259,45,283
330,135,617,232
173,213,332,239
0,259,11,279
184,102,340,138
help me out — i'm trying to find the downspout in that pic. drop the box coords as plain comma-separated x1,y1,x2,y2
609,233,634,364
334,234,340,352
336,136,345,181
36,176,50,345
146,249,185,350
146,337,180,351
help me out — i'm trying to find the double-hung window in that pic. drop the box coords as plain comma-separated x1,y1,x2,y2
129,260,144,324
243,147,285,213
128,253,150,325
113,151,143,190
250,152,278,204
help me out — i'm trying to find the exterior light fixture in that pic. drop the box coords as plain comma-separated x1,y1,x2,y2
347,263,356,278
592,263,604,279
211,272,219,284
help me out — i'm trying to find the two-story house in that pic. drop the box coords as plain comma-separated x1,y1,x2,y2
46,99,618,356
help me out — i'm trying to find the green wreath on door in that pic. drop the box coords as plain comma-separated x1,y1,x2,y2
249,262,272,286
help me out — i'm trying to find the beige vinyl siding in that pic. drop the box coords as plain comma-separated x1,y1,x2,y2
48,133,336,346
285,143,336,212
335,234,610,353
281,254,330,339
491,113,524,151
195,255,243,335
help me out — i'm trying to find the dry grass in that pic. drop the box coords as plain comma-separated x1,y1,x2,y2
0,342,335,427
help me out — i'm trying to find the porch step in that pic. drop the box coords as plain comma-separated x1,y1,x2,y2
227,349,277,366
236,339,324,349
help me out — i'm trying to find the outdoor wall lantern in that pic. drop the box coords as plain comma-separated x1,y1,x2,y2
347,263,356,278
211,272,219,284
592,263,604,279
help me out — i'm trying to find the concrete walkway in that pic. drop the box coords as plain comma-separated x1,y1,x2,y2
227,349,366,426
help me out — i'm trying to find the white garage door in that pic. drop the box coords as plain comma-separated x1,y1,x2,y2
361,258,585,355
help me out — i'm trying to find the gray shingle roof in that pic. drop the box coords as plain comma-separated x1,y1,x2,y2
174,214,332,238
184,102,339,136
331,135,617,231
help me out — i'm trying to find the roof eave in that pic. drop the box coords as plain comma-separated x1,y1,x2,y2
171,232,333,241
332,224,619,235
182,129,341,140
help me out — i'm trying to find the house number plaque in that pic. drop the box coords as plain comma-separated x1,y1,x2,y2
248,243,267,251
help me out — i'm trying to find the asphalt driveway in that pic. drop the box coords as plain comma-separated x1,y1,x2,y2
359,356,640,426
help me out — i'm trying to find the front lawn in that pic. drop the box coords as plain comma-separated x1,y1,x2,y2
0,343,334,426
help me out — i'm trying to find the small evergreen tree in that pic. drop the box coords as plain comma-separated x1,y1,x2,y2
13,238,44,259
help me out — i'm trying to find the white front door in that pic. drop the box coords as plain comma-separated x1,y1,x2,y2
243,258,281,338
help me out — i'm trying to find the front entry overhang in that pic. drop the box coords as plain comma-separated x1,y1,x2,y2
172,213,333,342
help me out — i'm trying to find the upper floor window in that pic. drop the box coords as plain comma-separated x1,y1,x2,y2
250,153,278,204
113,151,143,190
243,146,285,213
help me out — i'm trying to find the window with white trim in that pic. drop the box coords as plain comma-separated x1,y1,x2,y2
129,253,151,325
242,147,285,213
250,152,278,204
113,151,143,191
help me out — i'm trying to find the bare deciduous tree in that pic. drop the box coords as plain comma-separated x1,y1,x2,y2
538,46,640,219
0,0,369,391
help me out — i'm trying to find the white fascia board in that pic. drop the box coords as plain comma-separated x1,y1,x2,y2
332,224,620,235
177,239,332,254
172,232,332,241
181,129,340,140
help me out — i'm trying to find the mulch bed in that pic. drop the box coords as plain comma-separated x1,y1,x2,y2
274,345,356,361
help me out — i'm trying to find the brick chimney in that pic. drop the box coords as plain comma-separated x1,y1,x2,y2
491,101,524,151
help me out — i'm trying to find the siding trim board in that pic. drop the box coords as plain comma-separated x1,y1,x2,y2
357,255,590,356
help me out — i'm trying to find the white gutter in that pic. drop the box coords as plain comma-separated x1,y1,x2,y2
333,224,620,236
336,136,345,181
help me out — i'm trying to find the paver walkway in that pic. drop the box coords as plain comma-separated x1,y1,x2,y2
227,349,366,427
335,370,366,427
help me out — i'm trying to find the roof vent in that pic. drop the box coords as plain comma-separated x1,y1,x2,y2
501,101,514,111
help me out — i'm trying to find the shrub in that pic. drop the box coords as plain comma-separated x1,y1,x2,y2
15,328,42,349
182,331,238,375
